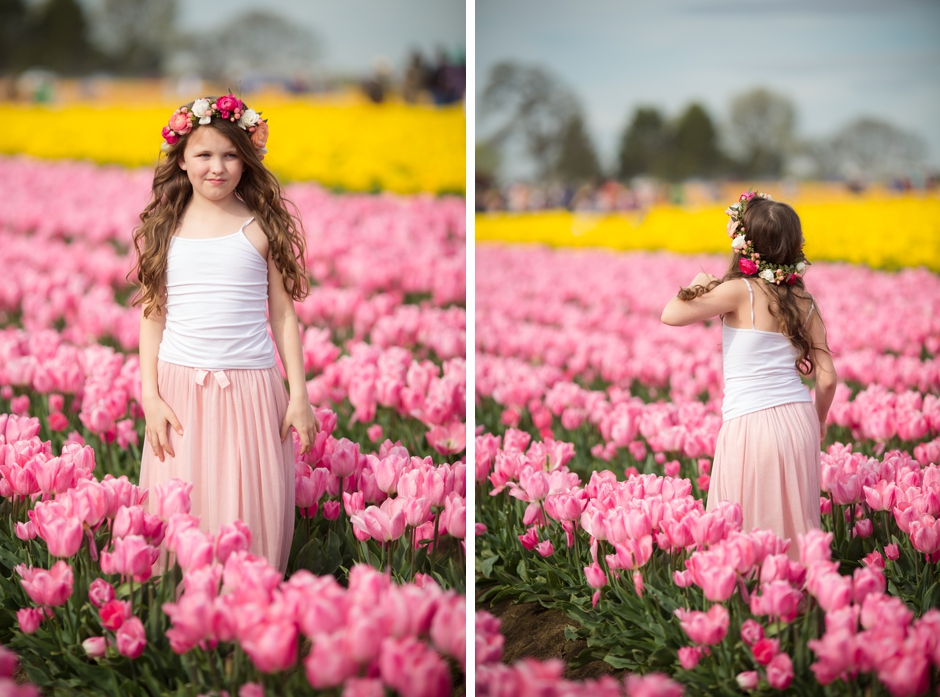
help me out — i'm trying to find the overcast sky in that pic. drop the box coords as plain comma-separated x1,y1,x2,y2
175,0,465,74
477,0,940,173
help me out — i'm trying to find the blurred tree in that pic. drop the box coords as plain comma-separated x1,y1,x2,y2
554,113,602,184
480,61,580,181
727,87,796,178
12,0,102,75
191,11,322,84
0,0,27,75
671,103,721,180
616,107,667,181
88,0,176,75
827,117,925,180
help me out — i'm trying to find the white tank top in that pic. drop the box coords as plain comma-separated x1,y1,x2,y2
158,217,276,371
721,279,813,421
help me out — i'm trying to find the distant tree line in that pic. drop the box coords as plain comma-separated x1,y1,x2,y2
477,61,927,185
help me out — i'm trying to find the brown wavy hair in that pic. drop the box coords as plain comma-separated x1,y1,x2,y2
678,198,821,375
130,100,309,318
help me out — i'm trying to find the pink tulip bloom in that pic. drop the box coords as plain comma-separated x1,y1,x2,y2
99,599,131,631
35,456,76,495
584,562,607,589
16,561,73,607
215,520,252,564
112,505,146,538
330,438,360,478
678,645,703,670
171,526,215,571
88,578,115,608
379,636,451,697
38,513,83,558
100,535,156,582
115,616,146,659
765,651,794,690
750,580,802,623
740,619,764,646
862,550,885,570
323,500,340,520
14,520,37,541
154,479,193,519
242,619,298,673
82,636,107,658
403,497,431,528
735,671,759,691
305,632,358,688
425,421,466,456
675,604,728,645
877,652,930,697
884,543,900,560
689,554,736,602
163,591,217,653
853,518,873,538
853,566,886,605
798,529,834,567
430,593,465,668
441,492,466,539
17,607,45,634
751,637,779,665
350,503,406,542
535,539,554,557
624,673,685,697
340,678,384,697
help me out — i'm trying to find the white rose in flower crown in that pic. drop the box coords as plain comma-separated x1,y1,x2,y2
731,235,747,250
239,109,260,129
192,99,212,125
796,261,806,273
759,269,774,283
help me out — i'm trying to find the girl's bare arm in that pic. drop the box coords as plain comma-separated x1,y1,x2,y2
661,274,744,326
806,306,837,440
267,257,319,454
139,305,182,461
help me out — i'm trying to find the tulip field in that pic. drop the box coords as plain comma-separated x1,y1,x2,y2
475,243,940,695
0,154,467,695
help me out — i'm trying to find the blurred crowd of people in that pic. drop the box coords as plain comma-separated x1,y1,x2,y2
361,48,465,105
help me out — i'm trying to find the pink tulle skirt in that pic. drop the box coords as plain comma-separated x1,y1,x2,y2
138,360,295,573
706,401,821,560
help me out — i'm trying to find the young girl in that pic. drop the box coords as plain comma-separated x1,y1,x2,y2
132,94,319,574
661,192,837,558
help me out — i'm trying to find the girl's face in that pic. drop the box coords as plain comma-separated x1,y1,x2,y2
178,127,244,202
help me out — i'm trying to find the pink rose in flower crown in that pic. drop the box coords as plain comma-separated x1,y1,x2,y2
216,94,242,117
739,258,758,275
168,110,192,135
251,120,269,150
161,127,179,145
741,191,756,201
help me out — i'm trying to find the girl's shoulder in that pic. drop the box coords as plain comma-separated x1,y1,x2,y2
242,218,269,260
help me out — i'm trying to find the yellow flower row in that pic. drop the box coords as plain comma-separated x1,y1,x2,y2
476,196,940,271
0,102,465,194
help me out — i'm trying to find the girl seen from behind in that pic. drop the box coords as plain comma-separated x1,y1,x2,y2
661,193,837,559
132,95,319,574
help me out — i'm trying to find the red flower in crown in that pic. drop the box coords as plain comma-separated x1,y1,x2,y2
739,258,758,275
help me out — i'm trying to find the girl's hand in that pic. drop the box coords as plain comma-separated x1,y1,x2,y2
143,396,182,462
689,272,718,289
281,399,320,455
820,421,828,442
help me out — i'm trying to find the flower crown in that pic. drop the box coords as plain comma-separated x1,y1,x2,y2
726,191,809,286
160,93,269,160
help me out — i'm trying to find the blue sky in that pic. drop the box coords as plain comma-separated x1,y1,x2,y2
176,0,466,74
477,0,940,173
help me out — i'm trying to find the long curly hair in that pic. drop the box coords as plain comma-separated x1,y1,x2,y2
678,198,821,375
130,100,309,318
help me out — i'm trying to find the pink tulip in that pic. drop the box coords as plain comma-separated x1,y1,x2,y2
736,671,758,691
163,591,217,653
99,599,130,631
379,636,451,697
441,492,466,539
430,593,465,667
350,504,406,542
115,616,146,659
341,678,384,697
100,535,156,582
678,645,703,669
675,604,728,645
740,619,764,646
750,580,802,623
82,636,107,658
17,607,45,634
853,566,886,604
624,673,685,697
88,578,115,608
584,562,607,589
765,651,794,690
535,539,554,557
798,529,834,567
305,632,358,688
751,637,779,665
171,526,215,571
16,561,73,607
885,543,900,560
853,518,873,538
154,479,192,519
242,619,298,673
330,438,359,478
216,520,252,564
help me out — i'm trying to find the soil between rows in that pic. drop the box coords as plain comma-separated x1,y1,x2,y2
483,597,625,682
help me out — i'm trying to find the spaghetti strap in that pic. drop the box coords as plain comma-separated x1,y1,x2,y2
742,278,755,329
239,217,255,230
804,302,815,327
